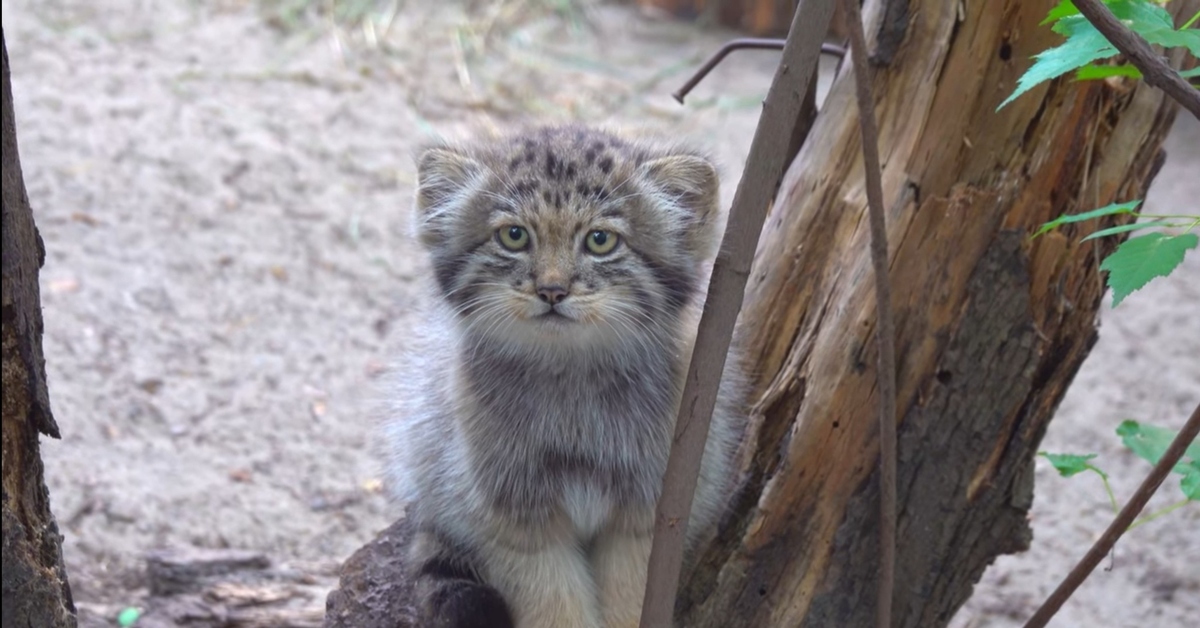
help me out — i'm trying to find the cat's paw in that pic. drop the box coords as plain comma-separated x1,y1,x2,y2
420,579,514,628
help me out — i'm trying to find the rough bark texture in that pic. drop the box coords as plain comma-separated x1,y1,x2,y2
324,519,418,628
676,0,1191,625
1,26,78,628
325,0,1191,625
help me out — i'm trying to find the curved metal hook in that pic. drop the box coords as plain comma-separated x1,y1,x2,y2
673,38,846,104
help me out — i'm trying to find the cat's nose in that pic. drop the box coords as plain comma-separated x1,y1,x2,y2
537,285,569,305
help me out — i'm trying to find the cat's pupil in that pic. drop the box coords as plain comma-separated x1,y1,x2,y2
509,227,523,240
590,231,607,246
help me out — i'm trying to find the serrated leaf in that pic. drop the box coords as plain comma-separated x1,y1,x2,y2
999,25,1117,109
1076,63,1142,80
1116,420,1200,474
1031,200,1142,238
1082,220,1179,241
1040,452,1101,477
1101,233,1198,306
1117,1,1200,55
1119,0,1176,31
1007,0,1193,109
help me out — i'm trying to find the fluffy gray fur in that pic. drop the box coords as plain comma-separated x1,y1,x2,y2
383,125,746,628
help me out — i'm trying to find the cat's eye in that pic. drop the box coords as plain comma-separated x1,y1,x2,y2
497,226,530,251
585,230,619,255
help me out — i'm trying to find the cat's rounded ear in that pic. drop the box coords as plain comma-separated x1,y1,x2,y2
414,147,482,248
638,154,721,257
416,147,482,214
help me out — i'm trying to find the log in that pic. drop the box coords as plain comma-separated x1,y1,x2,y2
145,547,272,597
324,0,1194,625
130,545,334,628
1,26,78,628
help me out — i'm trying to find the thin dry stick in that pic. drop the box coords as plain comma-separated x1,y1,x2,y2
839,0,898,626
1073,0,1200,119
1024,402,1200,628
636,1,839,626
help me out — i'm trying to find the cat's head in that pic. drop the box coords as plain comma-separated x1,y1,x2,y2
411,125,721,352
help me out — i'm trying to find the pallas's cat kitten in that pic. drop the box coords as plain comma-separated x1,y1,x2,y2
385,125,746,628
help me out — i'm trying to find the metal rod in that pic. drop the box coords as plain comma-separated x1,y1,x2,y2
673,39,846,104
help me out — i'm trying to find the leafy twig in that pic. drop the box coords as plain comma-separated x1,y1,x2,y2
1072,0,1200,119
1024,402,1200,628
1040,452,1121,514
636,1,838,625
839,0,898,626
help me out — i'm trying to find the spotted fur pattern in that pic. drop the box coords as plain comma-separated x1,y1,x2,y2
384,125,746,628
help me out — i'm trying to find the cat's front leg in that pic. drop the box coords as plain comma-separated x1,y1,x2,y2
591,506,655,628
479,535,602,628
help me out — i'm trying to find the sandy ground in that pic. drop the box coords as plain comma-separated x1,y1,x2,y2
2,1,1196,626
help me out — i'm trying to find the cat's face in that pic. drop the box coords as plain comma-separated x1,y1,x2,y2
412,126,720,352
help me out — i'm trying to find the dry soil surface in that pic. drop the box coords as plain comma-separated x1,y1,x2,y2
3,1,1197,627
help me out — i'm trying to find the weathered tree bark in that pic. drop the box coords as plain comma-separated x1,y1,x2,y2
1,27,78,628
676,0,1192,625
325,0,1193,625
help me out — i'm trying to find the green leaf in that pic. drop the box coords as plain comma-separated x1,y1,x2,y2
1081,220,1179,241
1116,420,1200,474
1182,463,1199,501
1042,0,1079,26
1076,63,1143,80
1101,232,1198,306
1119,0,1176,31
1031,200,1142,238
1139,27,1200,56
999,24,1117,110
1040,452,1102,478
1006,0,1196,109
1116,1,1200,55
1181,67,1200,79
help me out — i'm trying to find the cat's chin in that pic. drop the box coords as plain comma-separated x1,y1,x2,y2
499,316,626,353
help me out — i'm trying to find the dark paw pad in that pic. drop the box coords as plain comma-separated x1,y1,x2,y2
422,579,514,628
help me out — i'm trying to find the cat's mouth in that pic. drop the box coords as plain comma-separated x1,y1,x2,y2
536,308,574,324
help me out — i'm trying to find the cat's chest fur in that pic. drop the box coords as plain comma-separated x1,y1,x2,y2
457,340,680,518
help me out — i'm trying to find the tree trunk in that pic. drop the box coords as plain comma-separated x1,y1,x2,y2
324,0,1192,625
676,0,1192,626
1,27,78,628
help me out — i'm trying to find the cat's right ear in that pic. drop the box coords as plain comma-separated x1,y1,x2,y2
414,147,482,246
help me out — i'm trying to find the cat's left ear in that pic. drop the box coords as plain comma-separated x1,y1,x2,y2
638,154,721,257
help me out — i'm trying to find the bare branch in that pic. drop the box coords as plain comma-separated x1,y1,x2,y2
636,1,839,625
838,0,898,626
1024,402,1200,628
1073,0,1200,119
